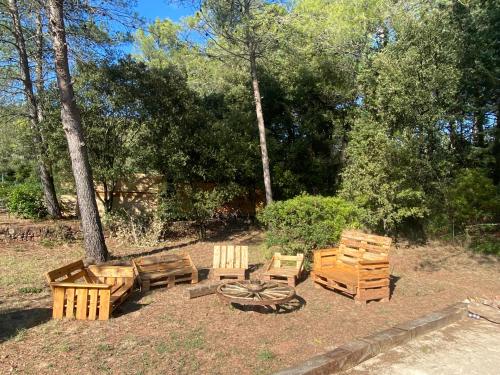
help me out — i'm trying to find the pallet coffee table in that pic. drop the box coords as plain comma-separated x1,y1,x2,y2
216,280,295,311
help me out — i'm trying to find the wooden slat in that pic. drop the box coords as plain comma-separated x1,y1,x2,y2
52,287,65,319
88,265,134,278
241,246,248,269
214,246,221,268
98,289,111,320
65,288,75,318
76,288,88,320
88,289,98,320
45,260,85,283
50,282,111,289
227,245,234,268
342,230,392,246
234,246,241,269
220,246,227,269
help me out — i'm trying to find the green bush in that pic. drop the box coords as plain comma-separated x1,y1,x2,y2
6,183,47,219
258,194,361,257
158,183,240,239
0,183,12,208
446,169,500,228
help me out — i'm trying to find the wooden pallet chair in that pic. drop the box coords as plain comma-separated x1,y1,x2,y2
132,253,198,292
212,245,248,281
45,260,136,320
262,253,304,287
311,230,392,305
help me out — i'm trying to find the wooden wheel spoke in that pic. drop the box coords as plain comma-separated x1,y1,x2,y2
217,281,295,306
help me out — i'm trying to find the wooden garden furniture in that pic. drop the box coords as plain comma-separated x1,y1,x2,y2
262,253,304,286
311,230,392,304
212,245,248,280
132,253,198,291
45,260,136,320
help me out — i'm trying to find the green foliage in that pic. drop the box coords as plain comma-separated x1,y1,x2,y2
6,183,47,219
159,184,240,239
466,224,500,256
340,115,430,233
258,194,361,257
446,169,500,229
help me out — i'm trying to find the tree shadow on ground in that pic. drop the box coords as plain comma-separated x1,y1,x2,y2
230,295,306,314
390,275,401,298
0,307,51,343
115,239,199,259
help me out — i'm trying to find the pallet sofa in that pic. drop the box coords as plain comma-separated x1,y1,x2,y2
45,260,136,320
312,230,392,304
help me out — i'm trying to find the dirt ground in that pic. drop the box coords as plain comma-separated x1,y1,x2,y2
1,222,499,375
346,318,500,375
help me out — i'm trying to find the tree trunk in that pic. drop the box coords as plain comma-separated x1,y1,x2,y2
493,96,500,184
250,51,273,204
8,0,62,219
47,0,108,262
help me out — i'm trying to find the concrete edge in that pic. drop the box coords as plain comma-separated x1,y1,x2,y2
274,302,467,375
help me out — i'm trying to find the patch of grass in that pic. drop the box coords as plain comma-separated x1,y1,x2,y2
13,328,27,342
155,342,172,355
183,328,205,350
18,286,43,294
97,343,113,352
40,239,57,248
257,348,276,361
58,343,72,353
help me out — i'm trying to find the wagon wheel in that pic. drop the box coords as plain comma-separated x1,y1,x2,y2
216,280,296,306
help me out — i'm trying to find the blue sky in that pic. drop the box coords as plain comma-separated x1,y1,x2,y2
135,0,194,23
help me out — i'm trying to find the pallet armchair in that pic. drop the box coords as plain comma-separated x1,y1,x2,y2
45,260,136,320
212,245,248,280
262,253,304,286
312,230,392,304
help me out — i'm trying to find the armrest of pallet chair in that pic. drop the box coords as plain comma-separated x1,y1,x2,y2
313,248,338,272
131,259,143,290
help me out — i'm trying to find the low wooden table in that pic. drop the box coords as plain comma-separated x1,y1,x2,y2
216,280,296,311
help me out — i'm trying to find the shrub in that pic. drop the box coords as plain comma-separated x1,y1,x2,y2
258,194,361,257
0,183,12,208
158,183,240,239
6,183,47,219
446,169,500,229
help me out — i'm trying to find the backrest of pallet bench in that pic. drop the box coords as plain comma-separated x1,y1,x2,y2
213,245,248,269
134,254,194,274
273,253,304,270
45,259,92,284
87,265,135,287
338,230,392,267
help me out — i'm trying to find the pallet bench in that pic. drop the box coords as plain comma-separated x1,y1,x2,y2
45,260,135,320
262,253,304,287
132,253,198,291
212,245,249,281
312,230,392,305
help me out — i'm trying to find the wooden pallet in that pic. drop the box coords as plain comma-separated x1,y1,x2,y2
132,253,198,291
262,253,304,286
212,245,248,281
312,230,392,304
45,260,135,320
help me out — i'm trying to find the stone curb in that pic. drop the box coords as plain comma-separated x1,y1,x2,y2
274,302,467,375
